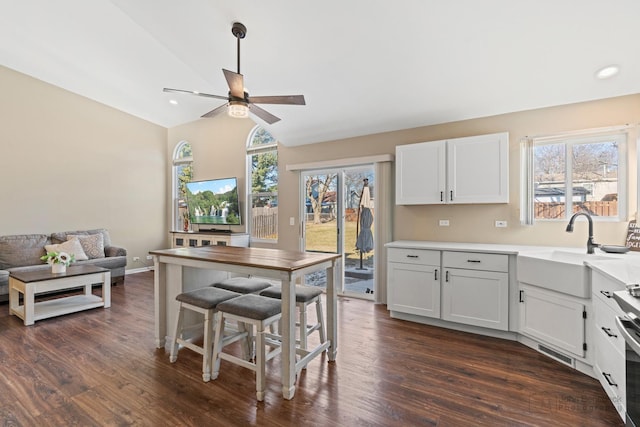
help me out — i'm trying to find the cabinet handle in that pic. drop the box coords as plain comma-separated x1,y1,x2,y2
450,190,453,201
519,290,524,303
467,259,481,263
445,271,449,282
602,372,618,388
406,255,419,258
600,290,613,298
440,191,443,202
434,269,438,280
601,327,618,338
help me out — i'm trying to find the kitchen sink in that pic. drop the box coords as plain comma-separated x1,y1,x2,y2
517,250,619,298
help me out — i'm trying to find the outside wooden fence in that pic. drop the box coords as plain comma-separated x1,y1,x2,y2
535,201,618,219
252,207,278,239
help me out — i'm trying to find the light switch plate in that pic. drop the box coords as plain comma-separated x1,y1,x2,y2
439,219,449,226
495,220,507,228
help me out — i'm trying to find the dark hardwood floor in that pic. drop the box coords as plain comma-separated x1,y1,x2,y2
0,271,624,426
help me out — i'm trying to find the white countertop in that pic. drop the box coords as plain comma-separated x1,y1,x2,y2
385,240,557,255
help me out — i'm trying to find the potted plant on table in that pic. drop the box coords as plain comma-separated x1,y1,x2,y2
40,251,75,274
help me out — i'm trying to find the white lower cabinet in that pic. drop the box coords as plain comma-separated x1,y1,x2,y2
387,246,510,331
387,248,440,318
442,251,509,331
592,270,626,421
518,284,586,358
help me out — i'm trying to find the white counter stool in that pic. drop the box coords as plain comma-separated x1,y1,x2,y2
211,294,282,401
212,277,272,294
169,287,241,382
259,285,326,362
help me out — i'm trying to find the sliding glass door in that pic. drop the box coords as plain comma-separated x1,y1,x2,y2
301,166,375,299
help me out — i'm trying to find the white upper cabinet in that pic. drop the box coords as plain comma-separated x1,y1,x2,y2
395,139,446,204
396,132,509,205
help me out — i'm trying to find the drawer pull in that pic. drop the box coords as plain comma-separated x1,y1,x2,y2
600,290,613,298
434,269,438,281
445,271,449,282
601,327,618,338
440,191,443,202
406,255,419,259
602,372,618,388
467,259,481,263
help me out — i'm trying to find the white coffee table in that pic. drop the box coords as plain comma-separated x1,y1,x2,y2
9,265,111,326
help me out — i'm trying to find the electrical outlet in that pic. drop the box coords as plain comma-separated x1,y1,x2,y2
495,220,508,228
439,219,450,226
289,217,295,226
133,256,140,262
146,255,153,260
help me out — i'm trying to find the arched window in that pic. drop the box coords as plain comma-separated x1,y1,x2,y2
247,126,278,242
173,141,193,231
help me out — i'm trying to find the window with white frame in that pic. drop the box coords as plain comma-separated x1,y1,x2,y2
173,141,193,231
247,127,278,241
521,129,627,224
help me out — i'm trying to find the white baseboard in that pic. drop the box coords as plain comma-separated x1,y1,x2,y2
125,266,154,275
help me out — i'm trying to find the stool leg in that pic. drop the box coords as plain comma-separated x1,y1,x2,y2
169,304,184,363
316,297,326,344
256,322,266,401
202,309,214,382
211,311,225,380
299,302,308,351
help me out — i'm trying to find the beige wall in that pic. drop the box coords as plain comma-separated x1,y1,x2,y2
278,94,640,250
168,93,640,252
0,65,168,269
10,58,635,264
166,114,256,235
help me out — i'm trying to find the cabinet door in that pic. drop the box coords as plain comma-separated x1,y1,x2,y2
447,132,509,204
396,140,446,205
442,268,509,330
388,262,440,318
519,284,585,357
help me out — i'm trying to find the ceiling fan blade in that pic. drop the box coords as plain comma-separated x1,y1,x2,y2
163,88,228,101
201,103,229,118
249,104,280,124
249,95,306,105
222,69,245,99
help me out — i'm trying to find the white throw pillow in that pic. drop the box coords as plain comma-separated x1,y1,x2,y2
45,237,88,261
68,234,105,259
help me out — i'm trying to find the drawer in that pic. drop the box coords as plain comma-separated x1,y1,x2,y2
594,298,626,356
592,270,625,312
388,248,440,266
594,331,626,417
442,251,508,273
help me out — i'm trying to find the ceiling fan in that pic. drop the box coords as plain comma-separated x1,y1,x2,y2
163,22,305,124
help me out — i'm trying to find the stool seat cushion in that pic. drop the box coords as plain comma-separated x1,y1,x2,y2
213,277,272,294
217,294,282,320
260,285,323,303
176,287,240,309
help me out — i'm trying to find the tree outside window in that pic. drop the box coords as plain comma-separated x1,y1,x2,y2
248,127,278,241
174,142,193,231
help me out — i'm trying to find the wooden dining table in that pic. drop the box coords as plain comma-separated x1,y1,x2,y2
149,245,340,400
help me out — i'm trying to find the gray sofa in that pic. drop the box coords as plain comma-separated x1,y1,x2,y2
0,228,126,302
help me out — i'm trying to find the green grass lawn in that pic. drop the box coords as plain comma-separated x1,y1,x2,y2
305,220,374,261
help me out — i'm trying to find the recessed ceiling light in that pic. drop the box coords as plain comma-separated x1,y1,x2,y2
169,99,178,105
596,65,620,79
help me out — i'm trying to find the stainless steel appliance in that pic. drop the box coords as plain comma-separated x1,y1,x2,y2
614,291,640,427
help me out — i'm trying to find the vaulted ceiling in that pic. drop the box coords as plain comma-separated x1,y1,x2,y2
1,1,638,146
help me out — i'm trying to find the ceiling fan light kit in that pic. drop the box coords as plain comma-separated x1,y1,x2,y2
163,22,305,124
228,101,249,119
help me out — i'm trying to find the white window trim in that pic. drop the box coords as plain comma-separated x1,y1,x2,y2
520,126,629,225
